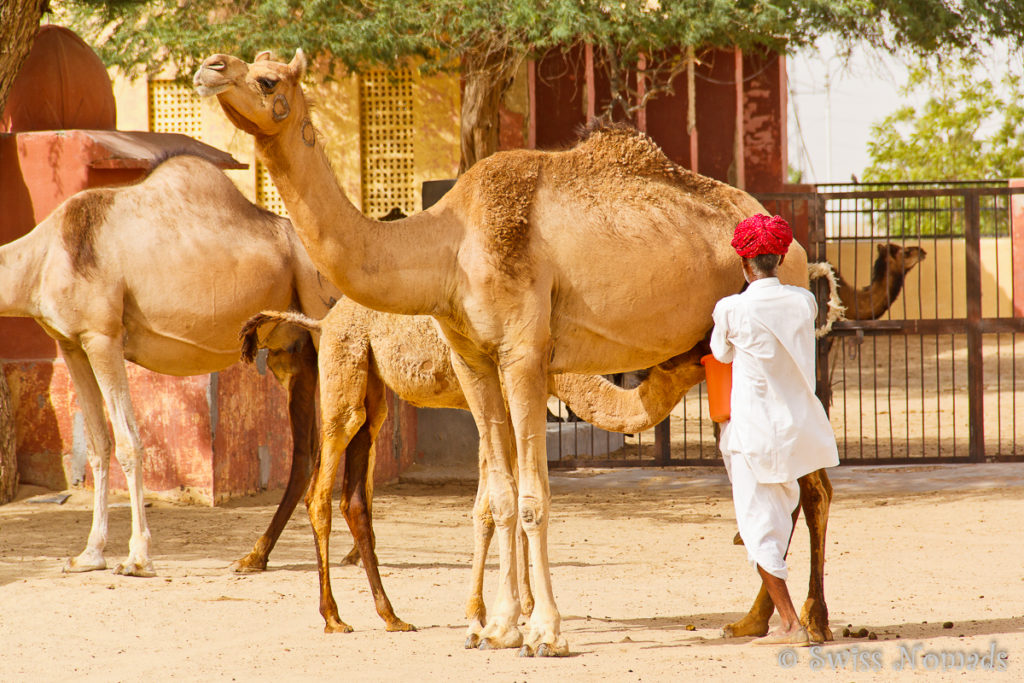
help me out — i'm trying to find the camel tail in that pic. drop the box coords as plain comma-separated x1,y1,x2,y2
807,262,846,338
239,310,322,363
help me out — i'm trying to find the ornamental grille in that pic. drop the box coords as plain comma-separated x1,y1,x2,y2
148,80,203,138
359,68,416,218
255,160,288,218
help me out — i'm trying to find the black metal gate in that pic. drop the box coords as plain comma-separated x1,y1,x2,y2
547,183,1024,468
806,183,1024,463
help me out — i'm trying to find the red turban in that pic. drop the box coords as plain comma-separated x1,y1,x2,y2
731,214,793,258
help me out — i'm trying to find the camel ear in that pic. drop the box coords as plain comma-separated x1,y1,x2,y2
289,49,307,79
254,51,272,63
877,243,887,255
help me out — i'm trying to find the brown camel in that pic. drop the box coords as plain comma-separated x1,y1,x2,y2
834,243,927,320
195,51,834,654
0,154,334,577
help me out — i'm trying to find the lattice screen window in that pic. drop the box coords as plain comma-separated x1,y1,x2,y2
148,80,203,138
255,160,289,218
359,68,416,218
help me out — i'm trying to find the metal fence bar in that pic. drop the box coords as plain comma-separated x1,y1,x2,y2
964,192,985,461
550,185,1023,469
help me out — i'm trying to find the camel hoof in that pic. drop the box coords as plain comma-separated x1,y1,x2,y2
465,634,480,649
536,643,566,658
385,619,416,633
477,638,498,651
721,620,768,639
805,622,833,644
800,598,833,642
112,560,156,578
518,645,534,658
324,619,354,634
63,553,106,574
229,554,267,573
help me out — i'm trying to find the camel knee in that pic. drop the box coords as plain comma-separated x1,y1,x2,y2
518,495,546,532
487,495,517,529
473,505,496,532
113,448,142,477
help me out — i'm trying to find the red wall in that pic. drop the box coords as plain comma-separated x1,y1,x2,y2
523,46,789,193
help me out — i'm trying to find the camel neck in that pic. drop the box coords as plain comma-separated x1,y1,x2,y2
254,120,455,316
0,232,43,318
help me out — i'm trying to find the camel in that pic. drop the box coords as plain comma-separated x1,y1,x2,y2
0,154,335,577
834,243,927,320
195,50,835,655
238,302,721,635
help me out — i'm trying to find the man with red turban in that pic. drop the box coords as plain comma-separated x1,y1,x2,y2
711,214,839,646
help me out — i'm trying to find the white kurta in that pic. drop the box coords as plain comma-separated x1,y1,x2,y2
710,277,839,483
711,277,839,578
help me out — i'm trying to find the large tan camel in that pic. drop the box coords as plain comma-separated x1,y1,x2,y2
0,154,335,577
196,51,834,655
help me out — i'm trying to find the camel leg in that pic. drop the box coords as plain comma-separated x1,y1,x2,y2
338,396,413,632
60,343,113,573
305,338,370,633
447,349,523,651
500,338,567,658
798,468,833,642
79,334,154,577
231,338,318,572
339,399,375,568
722,468,833,642
464,454,494,648
507,428,534,619
341,368,411,631
306,415,352,633
465,412,534,649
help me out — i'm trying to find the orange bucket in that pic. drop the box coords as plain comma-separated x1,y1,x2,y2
700,354,733,423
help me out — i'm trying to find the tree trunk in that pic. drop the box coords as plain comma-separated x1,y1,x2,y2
0,0,46,116
0,367,18,504
459,44,522,174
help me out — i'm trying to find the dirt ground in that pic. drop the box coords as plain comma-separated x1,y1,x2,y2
2,464,1022,681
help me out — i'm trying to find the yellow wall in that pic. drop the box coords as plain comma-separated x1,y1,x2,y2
825,238,1015,320
108,62,461,214
411,70,461,211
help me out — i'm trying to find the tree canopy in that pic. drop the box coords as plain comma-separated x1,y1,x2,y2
59,0,1024,80
863,60,1024,182
51,0,1024,168
41,0,1024,170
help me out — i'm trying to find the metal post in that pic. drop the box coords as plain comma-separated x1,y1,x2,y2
965,191,985,461
654,417,670,464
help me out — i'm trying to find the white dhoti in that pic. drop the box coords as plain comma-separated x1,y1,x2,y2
724,453,800,580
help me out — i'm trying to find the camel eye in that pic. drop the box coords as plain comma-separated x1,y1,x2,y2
257,77,278,92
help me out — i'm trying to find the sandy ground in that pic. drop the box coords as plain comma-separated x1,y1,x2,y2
2,464,1023,681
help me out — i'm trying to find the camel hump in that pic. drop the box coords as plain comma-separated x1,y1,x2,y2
568,123,736,210
60,188,115,276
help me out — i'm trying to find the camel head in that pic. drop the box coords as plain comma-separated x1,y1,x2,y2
877,242,927,275
194,50,308,138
